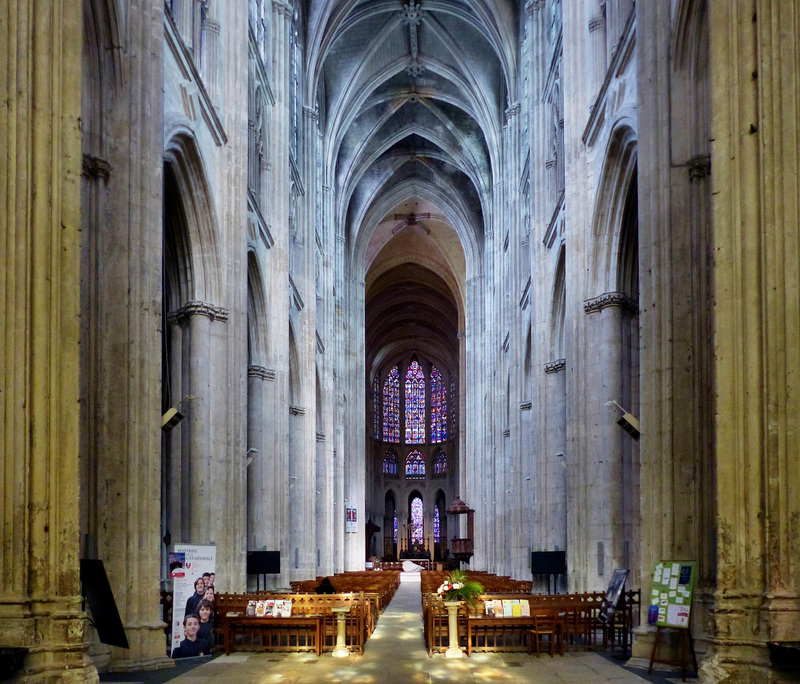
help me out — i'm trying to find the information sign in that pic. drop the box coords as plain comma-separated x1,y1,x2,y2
648,560,696,629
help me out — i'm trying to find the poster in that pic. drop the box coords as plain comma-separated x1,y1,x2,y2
345,505,357,533
648,560,695,629
170,544,216,657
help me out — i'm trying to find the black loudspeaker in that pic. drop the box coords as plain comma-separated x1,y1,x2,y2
246,551,280,575
531,551,567,575
79,559,129,649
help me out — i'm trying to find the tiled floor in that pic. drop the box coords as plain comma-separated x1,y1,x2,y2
101,575,696,683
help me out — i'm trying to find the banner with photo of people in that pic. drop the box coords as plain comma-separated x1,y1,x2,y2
169,544,216,658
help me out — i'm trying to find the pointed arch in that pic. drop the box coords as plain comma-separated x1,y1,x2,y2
588,124,638,297
163,132,223,306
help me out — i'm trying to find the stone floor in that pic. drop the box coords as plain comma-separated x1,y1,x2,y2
101,575,696,684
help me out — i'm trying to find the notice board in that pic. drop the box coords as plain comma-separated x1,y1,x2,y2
648,560,696,628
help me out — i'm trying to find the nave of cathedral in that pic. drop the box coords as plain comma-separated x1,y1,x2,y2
1,0,799,681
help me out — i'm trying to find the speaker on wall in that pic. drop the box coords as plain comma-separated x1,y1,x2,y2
247,551,280,575
531,551,567,575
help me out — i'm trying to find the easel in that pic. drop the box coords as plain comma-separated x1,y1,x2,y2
647,625,697,682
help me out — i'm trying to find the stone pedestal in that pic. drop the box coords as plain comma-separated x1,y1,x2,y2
331,607,351,658
444,601,463,658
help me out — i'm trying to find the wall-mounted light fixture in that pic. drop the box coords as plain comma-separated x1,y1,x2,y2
246,448,258,467
604,400,641,440
161,395,198,432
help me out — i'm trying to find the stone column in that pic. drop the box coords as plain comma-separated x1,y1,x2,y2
701,2,800,680
586,0,607,100
200,0,220,107
265,0,292,588
0,0,97,678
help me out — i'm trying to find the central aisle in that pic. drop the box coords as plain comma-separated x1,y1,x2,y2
139,572,654,683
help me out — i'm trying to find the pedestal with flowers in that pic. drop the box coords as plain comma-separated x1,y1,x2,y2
436,570,484,658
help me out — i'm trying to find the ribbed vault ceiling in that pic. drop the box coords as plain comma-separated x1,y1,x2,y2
307,0,516,375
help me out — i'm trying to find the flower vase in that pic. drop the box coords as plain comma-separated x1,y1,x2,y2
443,600,463,658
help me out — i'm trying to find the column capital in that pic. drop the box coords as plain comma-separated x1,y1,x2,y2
272,0,292,19
169,300,230,322
248,365,276,380
583,291,637,315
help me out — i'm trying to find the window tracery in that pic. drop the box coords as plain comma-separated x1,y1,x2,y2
405,450,425,479
410,497,423,544
405,360,425,443
383,450,398,476
430,366,447,442
382,367,399,442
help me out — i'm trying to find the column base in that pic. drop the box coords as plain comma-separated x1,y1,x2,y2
332,646,351,658
444,647,463,658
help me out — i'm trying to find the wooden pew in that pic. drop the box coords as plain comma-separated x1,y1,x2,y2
215,592,369,655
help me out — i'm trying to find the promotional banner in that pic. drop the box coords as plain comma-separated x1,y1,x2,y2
170,544,216,657
345,505,357,533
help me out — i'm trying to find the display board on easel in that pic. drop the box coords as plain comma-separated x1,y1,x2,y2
648,560,696,628
647,560,698,681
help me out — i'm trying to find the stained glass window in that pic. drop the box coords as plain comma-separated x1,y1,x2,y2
450,376,456,437
433,450,447,476
382,367,399,442
373,375,380,439
405,361,426,443
405,450,426,479
430,366,447,442
383,450,398,476
393,511,397,543
434,505,440,543
411,497,423,544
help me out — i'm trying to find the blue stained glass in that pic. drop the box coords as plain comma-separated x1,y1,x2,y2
405,450,426,479
411,497,423,544
382,367,399,442
433,450,447,475
373,375,380,439
430,366,447,442
405,361,426,443
434,505,440,543
383,450,397,475
393,511,397,543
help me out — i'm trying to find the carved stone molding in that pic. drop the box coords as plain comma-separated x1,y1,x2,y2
248,365,276,381
316,432,326,442
505,103,521,118
583,292,638,315
503,428,511,437
289,405,306,416
544,358,566,374
82,154,111,181
303,106,319,123
689,154,711,181
588,15,605,32
169,300,229,322
520,401,532,411
203,19,221,35
272,0,292,18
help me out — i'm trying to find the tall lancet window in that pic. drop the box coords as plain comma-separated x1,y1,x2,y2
411,497,423,544
430,366,447,442
373,375,380,439
382,367,399,442
405,360,426,443
434,505,440,543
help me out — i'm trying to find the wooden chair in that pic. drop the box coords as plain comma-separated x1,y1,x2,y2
527,611,562,657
